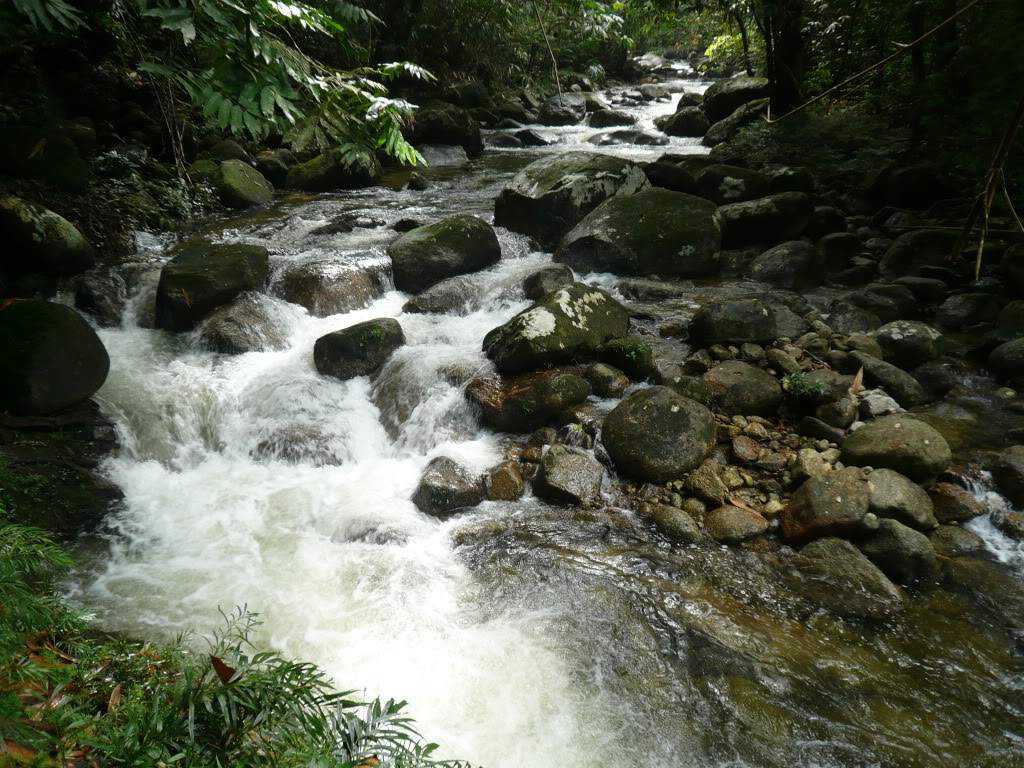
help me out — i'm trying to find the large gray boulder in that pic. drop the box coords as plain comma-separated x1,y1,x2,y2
873,321,943,370
538,92,587,126
589,109,636,128
841,415,951,483
534,444,605,505
866,468,938,531
387,215,500,294
482,282,630,374
494,152,648,248
0,195,95,278
703,360,782,416
689,300,777,346
717,192,814,248
788,537,907,620
0,299,109,415
313,318,405,380
782,467,873,543
285,149,382,191
554,188,722,278
155,242,270,332
602,386,717,483
748,240,823,290
702,75,771,123
412,456,484,517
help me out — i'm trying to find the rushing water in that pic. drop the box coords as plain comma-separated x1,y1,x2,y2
65,75,1024,767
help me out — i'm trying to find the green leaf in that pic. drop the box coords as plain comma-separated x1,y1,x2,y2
260,86,277,119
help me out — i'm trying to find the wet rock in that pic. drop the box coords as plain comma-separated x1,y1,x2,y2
782,467,872,543
410,102,483,156
650,504,702,543
765,348,801,375
252,424,340,467
798,416,847,444
216,159,273,209
602,386,717,483
482,282,629,374
642,161,698,194
702,75,770,123
792,448,830,482
531,444,603,507
873,321,943,369
718,192,814,248
589,109,637,128
412,456,484,517
929,525,987,558
254,148,296,187
515,129,559,146
487,133,523,148
911,360,960,400
689,300,777,346
990,445,1024,508
276,259,390,317
845,283,918,323
695,165,769,205
209,139,251,163
866,468,938,531
465,370,591,432
748,240,823,290
599,338,656,379
816,397,857,429
313,318,405,380
988,338,1024,379
0,299,110,416
555,188,721,278
858,518,938,584
494,152,648,248
388,214,500,294
661,106,710,137
0,195,95,279
285,149,382,191
928,483,985,525
588,129,668,146
706,504,769,543
849,350,926,407
788,537,907,620
702,98,769,146
731,435,763,464
841,415,951,483
703,360,782,416
935,293,999,331
197,293,288,354
878,229,959,279
486,460,526,501
523,265,574,301
73,268,128,327
828,303,882,335
402,275,479,315
155,242,270,332
684,460,730,505
407,172,430,191
538,92,587,125
584,363,630,398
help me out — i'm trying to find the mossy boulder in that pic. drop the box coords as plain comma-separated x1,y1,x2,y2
841,415,951,483
554,188,722,278
702,75,771,123
387,215,501,294
602,385,717,483
409,101,484,156
0,300,110,415
255,149,297,187
717,192,814,248
155,242,270,332
523,265,574,301
748,240,824,290
662,106,710,137
599,338,656,379
494,152,649,248
465,370,591,432
313,318,405,380
689,299,778,346
187,159,220,185
216,159,273,209
482,282,630,374
703,360,782,416
286,149,382,192
0,196,95,278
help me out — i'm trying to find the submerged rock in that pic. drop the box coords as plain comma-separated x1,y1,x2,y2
0,299,110,415
841,415,951,483
534,444,605,505
482,282,630,374
388,215,500,294
313,318,405,380
412,456,484,517
602,386,717,483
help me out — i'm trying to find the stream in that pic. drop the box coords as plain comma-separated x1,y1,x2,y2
64,71,1024,767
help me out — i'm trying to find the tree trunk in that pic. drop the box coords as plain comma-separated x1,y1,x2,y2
770,0,805,113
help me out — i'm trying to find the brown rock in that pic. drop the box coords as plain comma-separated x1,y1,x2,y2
486,460,526,501
928,482,985,524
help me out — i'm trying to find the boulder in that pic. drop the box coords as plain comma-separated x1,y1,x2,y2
991,445,1024,508
702,75,771,123
650,504,702,544
858,519,938,584
402,275,479,315
209,139,251,163
448,81,492,109
702,98,769,146
873,321,943,369
788,538,907,620
782,467,873,543
254,148,296,187
642,161,698,194
482,282,630,374
412,456,484,517
388,215,500,294
465,370,591,432
0,300,110,415
849,350,926,407
718,192,814,248
515,129,559,146
538,92,587,126
818,232,861,272
689,300,777,346
275,258,390,317
695,165,769,205
705,504,770,544
588,129,667,147
929,525,987,558
197,293,288,354
494,152,648,248
589,109,637,128
534,444,605,505
523,265,574,301
554,188,722,278
73,268,127,327
313,318,405,380
486,460,526,501
748,240,823,290
661,107,710,137
602,386,717,483
410,102,483,156
935,293,999,331
215,159,273,208
0,196,95,278
584,363,630,398
155,243,270,332
703,360,782,416
285,149,382,191
841,415,951,483
878,230,959,279
866,468,938,531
